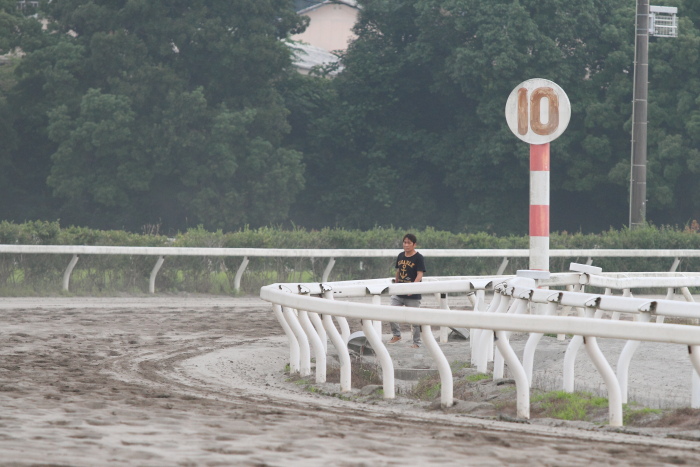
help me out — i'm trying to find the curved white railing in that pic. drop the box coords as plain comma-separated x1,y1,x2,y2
260,269,700,427
1,244,700,293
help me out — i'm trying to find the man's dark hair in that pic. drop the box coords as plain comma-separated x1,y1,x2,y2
403,233,417,244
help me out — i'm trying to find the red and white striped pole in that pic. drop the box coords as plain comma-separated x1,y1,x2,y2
529,143,550,271
506,79,570,273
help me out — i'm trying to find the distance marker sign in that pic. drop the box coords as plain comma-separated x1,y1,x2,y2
505,78,571,144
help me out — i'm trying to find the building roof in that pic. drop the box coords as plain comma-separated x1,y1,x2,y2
295,0,358,14
294,0,320,11
287,42,342,76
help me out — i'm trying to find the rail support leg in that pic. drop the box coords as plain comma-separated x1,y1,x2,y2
616,312,651,404
422,324,453,407
234,256,249,293
322,285,350,343
494,299,527,380
437,293,450,343
149,255,164,294
689,346,700,409
322,313,351,392
523,299,559,386
496,257,509,275
371,294,383,338
670,257,681,272
681,287,699,325
273,304,300,373
283,307,311,377
362,319,395,399
583,307,623,427
322,258,335,283
63,254,79,292
562,335,583,392
495,330,529,419
309,312,328,354
693,367,700,409
299,310,326,383
476,294,507,372
321,289,351,391
563,307,603,392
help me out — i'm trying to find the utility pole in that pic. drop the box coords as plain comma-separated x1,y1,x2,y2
629,3,678,229
629,0,649,230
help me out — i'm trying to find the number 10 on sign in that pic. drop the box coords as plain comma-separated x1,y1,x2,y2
505,79,571,145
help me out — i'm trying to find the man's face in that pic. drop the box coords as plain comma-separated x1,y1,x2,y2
403,238,416,253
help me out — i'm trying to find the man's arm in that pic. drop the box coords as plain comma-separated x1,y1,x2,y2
415,271,424,283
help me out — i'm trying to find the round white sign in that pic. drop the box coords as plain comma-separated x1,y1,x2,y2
505,78,571,144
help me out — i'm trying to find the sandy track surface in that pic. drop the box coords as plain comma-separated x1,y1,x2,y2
1,296,700,466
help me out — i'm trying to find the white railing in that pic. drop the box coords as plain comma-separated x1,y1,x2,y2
260,268,700,427
1,244,699,293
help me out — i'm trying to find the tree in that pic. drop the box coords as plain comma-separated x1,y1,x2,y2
291,0,700,233
4,0,307,231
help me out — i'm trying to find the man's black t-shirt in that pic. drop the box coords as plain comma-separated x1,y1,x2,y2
395,251,426,299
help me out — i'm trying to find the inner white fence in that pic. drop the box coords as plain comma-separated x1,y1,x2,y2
260,266,700,427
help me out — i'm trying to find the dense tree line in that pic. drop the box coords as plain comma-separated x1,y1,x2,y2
1,0,699,235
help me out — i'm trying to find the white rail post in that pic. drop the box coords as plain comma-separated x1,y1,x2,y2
283,306,311,377
582,299,623,427
467,291,480,350
680,287,699,325
299,284,327,353
469,285,489,362
656,288,673,323
693,362,700,409
322,258,335,283
366,286,389,338
63,254,79,292
616,307,652,404
321,288,351,392
323,283,350,343
670,257,681,272
562,306,602,392
690,346,700,409
523,295,560,386
493,298,527,380
562,306,604,392
496,257,509,275
476,292,507,372
233,256,249,293
308,311,328,354
273,304,300,373
558,284,576,341
495,329,530,419
471,292,499,367
681,287,695,303
149,255,164,294
361,319,395,398
438,293,450,343
563,300,605,392
612,288,632,321
371,295,383,337
562,335,583,393
298,309,326,383
422,324,453,407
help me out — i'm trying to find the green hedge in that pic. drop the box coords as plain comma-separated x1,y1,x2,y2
0,221,699,295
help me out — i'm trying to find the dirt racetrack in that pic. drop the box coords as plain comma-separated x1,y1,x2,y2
1,296,700,466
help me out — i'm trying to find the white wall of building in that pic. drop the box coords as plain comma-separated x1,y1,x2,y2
292,2,358,52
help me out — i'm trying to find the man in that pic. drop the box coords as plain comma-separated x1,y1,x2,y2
388,233,426,348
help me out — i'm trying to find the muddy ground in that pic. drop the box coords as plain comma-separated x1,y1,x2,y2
1,296,700,466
